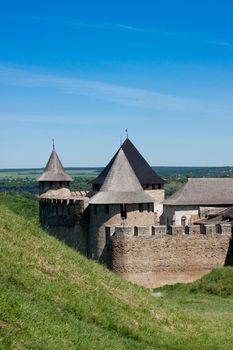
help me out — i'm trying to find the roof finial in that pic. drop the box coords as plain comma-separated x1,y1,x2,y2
52,138,55,151
125,128,128,139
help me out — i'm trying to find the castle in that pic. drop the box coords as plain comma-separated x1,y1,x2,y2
38,138,233,288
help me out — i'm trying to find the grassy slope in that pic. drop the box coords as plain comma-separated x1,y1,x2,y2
1,195,233,349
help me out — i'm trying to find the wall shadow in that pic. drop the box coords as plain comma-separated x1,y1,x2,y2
224,235,233,266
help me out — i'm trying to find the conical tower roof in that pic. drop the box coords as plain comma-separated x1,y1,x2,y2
91,138,165,187
38,149,73,182
89,148,154,204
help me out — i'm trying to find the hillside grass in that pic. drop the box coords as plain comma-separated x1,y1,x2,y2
1,194,233,349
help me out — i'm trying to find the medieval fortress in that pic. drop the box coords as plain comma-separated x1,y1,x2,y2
38,138,233,288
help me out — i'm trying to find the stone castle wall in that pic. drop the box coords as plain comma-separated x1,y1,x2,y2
39,198,87,254
110,224,232,288
39,197,233,289
88,203,155,264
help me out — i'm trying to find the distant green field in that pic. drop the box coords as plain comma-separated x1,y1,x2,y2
0,168,101,194
0,168,100,179
1,166,233,197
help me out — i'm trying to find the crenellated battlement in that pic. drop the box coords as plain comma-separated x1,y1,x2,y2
110,223,232,289
106,223,232,238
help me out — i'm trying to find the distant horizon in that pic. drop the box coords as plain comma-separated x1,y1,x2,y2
1,165,233,171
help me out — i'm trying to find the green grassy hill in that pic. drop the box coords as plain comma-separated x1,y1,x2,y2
1,194,233,349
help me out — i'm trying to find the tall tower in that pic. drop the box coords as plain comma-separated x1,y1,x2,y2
37,144,73,195
88,148,155,263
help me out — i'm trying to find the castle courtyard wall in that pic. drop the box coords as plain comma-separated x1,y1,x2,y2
111,225,232,288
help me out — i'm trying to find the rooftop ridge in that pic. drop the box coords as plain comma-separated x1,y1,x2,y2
89,148,154,204
91,138,165,187
164,178,233,206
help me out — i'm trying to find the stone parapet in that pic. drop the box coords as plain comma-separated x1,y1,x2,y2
114,226,133,237
111,226,232,289
185,225,201,235
109,224,232,238
218,223,232,236
134,226,150,236
168,225,183,235
202,224,216,235
152,225,167,235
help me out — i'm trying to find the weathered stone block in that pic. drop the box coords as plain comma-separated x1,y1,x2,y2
219,223,232,236
114,226,133,237
136,226,150,236
185,225,201,235
152,225,167,235
204,225,216,235
168,225,183,235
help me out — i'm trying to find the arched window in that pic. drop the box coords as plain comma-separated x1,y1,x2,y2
181,216,187,227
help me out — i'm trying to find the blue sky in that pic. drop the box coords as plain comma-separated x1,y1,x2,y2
0,0,233,167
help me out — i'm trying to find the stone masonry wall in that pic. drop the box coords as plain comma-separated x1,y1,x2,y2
39,199,87,255
88,203,155,264
111,224,232,288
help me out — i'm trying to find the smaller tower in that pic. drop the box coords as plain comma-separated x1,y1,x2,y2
37,143,73,195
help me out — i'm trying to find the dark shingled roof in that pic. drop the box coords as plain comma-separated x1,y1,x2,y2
164,178,233,206
37,150,73,182
91,138,165,186
89,148,154,204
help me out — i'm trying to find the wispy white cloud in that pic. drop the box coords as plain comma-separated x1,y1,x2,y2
117,24,233,49
3,14,233,50
0,65,226,115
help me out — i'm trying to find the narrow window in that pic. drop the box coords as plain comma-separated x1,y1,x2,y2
139,203,143,212
59,182,62,187
152,184,155,189
50,182,53,187
105,204,109,214
121,204,127,220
